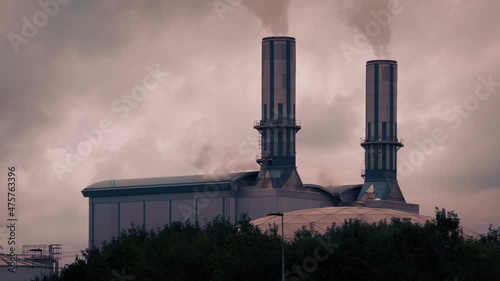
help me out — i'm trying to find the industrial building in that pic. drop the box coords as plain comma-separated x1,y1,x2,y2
82,36,423,249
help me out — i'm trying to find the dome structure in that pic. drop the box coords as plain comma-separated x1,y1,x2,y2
251,207,478,238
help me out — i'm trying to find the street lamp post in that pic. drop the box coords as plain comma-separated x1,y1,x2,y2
267,212,284,281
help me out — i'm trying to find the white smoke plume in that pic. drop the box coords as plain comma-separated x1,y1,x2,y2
242,0,290,35
337,0,395,57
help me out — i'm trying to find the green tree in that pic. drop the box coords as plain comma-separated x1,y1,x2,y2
37,209,500,281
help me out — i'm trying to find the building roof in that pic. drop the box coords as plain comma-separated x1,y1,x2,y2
305,184,363,204
251,206,479,238
305,184,362,195
82,171,259,198
321,185,363,194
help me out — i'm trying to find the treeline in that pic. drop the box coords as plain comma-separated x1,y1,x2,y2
38,208,500,281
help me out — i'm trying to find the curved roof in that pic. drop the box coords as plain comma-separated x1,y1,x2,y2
82,171,259,197
251,206,478,238
305,184,363,204
305,184,362,196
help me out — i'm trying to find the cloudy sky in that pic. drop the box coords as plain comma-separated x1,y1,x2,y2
1,0,499,265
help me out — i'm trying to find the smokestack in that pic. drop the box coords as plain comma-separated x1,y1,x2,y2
254,36,303,190
357,60,405,202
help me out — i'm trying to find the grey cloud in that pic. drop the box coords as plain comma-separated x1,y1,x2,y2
299,90,363,149
179,118,257,177
397,63,500,191
335,0,394,57
242,0,290,35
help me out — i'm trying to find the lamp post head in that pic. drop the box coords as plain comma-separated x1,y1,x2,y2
267,212,283,217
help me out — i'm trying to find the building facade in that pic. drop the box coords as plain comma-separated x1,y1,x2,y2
82,37,419,249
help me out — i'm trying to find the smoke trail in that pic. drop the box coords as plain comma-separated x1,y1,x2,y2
337,0,394,57
242,0,290,35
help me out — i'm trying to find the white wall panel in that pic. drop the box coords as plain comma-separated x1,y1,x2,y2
120,202,143,232
171,199,196,223
93,203,118,246
197,197,223,226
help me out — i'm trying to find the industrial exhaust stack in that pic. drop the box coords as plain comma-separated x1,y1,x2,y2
357,60,405,202
254,36,304,190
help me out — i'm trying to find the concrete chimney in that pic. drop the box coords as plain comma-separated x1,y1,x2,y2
254,36,303,190
358,60,405,202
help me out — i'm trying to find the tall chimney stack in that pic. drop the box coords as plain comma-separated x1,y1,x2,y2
254,36,303,190
357,60,405,201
